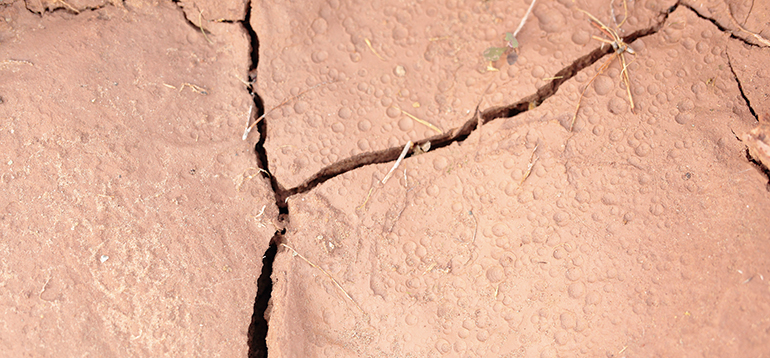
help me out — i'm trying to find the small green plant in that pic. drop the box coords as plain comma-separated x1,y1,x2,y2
482,0,538,69
483,32,519,65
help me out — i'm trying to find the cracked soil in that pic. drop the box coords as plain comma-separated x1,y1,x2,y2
1,0,770,357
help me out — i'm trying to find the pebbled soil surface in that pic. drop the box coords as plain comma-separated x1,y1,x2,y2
2,0,770,357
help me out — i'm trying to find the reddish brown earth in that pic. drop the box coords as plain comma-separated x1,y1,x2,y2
2,0,770,357
0,1,276,356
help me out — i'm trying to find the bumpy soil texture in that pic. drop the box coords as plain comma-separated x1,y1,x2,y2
2,0,770,357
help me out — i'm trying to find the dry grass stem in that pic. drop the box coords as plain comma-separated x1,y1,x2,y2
513,0,539,38
244,80,335,138
364,38,386,60
235,167,268,191
473,82,494,152
242,104,254,140
281,243,364,313
571,8,636,132
400,109,442,134
198,10,213,44
429,36,451,41
360,140,413,211
254,205,266,218
727,6,770,46
242,166,269,178
610,0,629,28
180,83,208,94
382,141,413,185
470,210,479,244
54,0,79,13
520,144,539,185
356,186,376,211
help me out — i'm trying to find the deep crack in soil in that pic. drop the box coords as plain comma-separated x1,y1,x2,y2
726,51,760,121
239,3,284,357
277,3,678,202
745,149,770,189
24,1,116,15
3,0,766,355
240,0,770,355
239,0,289,220
681,2,768,49
247,231,283,358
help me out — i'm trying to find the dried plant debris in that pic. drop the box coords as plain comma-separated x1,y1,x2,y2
744,114,770,170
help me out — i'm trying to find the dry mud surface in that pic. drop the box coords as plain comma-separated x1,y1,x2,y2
0,1,276,356
1,0,770,357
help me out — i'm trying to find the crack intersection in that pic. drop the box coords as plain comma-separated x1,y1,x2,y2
244,0,770,355
243,2,678,355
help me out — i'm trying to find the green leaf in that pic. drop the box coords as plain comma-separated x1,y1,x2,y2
483,47,506,62
505,32,519,48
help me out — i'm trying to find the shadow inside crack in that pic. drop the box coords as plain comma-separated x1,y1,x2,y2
244,1,763,355
746,149,770,189
241,3,289,357
241,1,289,221
254,105,290,219
247,231,284,358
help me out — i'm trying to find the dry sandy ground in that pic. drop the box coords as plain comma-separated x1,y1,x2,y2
1,0,770,357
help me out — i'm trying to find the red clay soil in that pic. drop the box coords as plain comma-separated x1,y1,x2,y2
0,1,276,356
259,0,770,357
2,0,770,357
